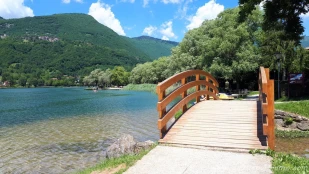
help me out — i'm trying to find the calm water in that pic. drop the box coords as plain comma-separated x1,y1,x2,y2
0,88,159,173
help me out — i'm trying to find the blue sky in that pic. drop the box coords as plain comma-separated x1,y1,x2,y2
1,0,309,42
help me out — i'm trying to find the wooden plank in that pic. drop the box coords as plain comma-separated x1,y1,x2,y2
161,138,266,147
163,136,266,144
168,128,263,134
164,133,266,141
159,140,267,150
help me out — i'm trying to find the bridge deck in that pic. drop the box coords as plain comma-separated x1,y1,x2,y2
159,100,267,150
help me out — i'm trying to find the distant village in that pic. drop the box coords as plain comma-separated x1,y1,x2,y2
0,33,60,43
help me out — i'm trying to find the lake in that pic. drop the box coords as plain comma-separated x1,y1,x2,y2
0,88,159,173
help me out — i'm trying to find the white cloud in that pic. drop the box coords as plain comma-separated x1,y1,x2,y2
161,0,181,4
88,1,126,36
121,0,135,3
143,25,157,36
162,36,169,40
176,0,193,19
62,0,83,3
301,13,309,18
186,0,224,30
160,21,177,40
0,0,34,19
143,0,150,7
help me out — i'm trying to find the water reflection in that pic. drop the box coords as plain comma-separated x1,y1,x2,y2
0,88,159,173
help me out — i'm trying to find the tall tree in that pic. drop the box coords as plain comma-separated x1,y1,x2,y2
239,0,309,44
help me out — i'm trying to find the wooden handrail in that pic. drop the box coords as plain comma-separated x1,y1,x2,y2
157,70,219,138
259,67,275,150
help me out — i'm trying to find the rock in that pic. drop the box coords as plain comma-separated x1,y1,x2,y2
106,134,137,158
288,122,298,129
134,140,155,154
294,116,303,122
105,135,155,159
297,121,309,131
275,119,284,127
275,114,284,119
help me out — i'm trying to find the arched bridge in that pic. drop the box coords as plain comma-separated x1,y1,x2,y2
156,67,275,150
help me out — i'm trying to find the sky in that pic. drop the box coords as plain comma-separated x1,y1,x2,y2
0,0,309,42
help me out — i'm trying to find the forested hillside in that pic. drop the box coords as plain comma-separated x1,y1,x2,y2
130,36,178,60
0,13,177,87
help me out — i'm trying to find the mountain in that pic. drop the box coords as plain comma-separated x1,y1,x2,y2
0,13,177,77
130,36,178,60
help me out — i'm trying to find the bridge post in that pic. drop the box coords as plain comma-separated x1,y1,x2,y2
182,78,187,113
206,76,210,100
158,89,167,138
267,76,275,150
195,74,200,103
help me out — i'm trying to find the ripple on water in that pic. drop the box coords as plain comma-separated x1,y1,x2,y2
0,89,159,173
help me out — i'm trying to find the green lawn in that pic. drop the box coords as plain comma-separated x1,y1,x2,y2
248,91,259,96
275,100,309,118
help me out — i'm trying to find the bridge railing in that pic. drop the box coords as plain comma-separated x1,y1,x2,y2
259,67,275,150
157,70,219,138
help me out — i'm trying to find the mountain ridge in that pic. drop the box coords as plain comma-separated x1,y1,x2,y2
0,13,178,76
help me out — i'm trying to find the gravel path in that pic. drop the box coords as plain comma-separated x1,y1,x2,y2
125,146,272,174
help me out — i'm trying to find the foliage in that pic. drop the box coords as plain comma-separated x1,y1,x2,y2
276,129,309,138
83,66,129,87
130,36,178,60
77,144,157,174
275,101,309,118
129,8,263,87
129,56,170,84
111,66,130,86
0,13,177,87
122,84,157,93
248,91,259,96
284,117,294,125
239,0,309,44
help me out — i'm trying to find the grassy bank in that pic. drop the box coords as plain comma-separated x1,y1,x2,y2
275,100,309,118
250,149,309,174
77,144,156,174
122,84,157,93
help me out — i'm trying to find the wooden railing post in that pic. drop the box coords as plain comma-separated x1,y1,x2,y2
158,89,166,138
196,74,200,103
267,79,275,150
206,76,210,100
157,70,219,139
182,78,187,113
259,67,275,150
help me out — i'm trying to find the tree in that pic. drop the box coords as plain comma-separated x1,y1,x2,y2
111,66,129,86
239,0,309,44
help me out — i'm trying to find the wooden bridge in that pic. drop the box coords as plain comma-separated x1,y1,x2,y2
156,67,275,150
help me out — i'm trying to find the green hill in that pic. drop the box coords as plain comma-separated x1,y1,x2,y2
0,13,178,79
130,36,178,60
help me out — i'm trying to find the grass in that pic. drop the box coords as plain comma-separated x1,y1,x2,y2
76,144,156,174
122,84,157,93
276,96,309,102
275,100,309,118
248,91,259,96
249,149,309,174
275,129,309,138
